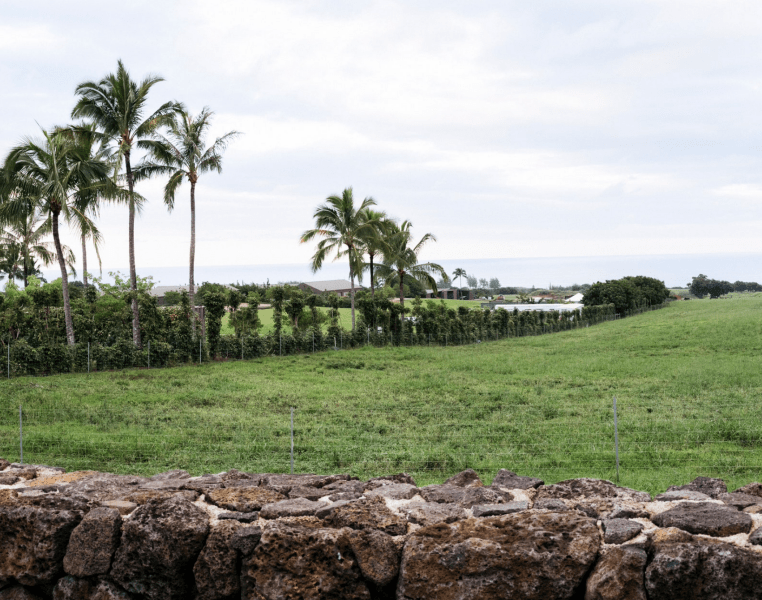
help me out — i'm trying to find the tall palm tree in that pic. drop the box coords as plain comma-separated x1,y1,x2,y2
0,128,110,344
357,208,393,300
137,107,239,323
452,267,467,298
300,188,377,330
376,221,448,325
71,59,182,347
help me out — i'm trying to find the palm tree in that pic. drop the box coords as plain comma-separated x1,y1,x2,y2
376,221,448,325
0,205,77,287
0,128,110,344
357,208,393,300
137,107,239,323
71,60,182,347
300,188,377,330
452,267,467,298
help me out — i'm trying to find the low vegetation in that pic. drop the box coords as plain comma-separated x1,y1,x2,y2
1,296,760,494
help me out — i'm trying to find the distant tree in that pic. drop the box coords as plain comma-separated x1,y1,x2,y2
163,290,182,306
452,268,467,289
489,277,500,291
622,275,670,306
478,278,488,289
583,279,644,315
689,274,732,299
466,275,477,288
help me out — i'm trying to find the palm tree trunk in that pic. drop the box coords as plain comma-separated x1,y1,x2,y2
52,209,75,346
399,272,405,332
82,233,88,287
369,254,375,299
350,270,356,330
125,151,141,348
189,179,196,335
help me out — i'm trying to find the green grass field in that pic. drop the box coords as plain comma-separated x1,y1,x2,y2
2,296,762,493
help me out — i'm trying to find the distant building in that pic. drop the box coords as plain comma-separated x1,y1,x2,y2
565,292,585,303
298,279,362,297
425,288,474,300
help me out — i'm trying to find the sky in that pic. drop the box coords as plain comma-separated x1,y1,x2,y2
2,0,762,286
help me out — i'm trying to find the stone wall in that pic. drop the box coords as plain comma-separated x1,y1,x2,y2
1,459,762,599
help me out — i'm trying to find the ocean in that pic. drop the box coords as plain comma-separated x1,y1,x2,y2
39,252,762,290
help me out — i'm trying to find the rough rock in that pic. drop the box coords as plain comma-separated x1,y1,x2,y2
327,491,363,502
0,475,19,485
534,498,570,511
472,501,528,517
419,484,511,508
61,473,146,502
745,504,762,513
718,492,762,509
734,481,762,497
0,493,87,586
148,470,190,481
646,534,762,599
119,489,197,505
398,511,600,600
110,496,210,600
181,475,223,494
7,468,36,481
364,483,418,500
263,473,351,489
220,469,260,485
260,497,326,519
229,526,263,556
324,479,366,493
52,577,133,600
100,500,137,515
0,586,43,600
602,519,644,544
348,529,400,587
585,545,647,600
443,468,483,488
207,487,285,512
193,520,243,600
665,476,727,499
315,499,353,520
287,485,327,501
364,473,416,487
750,527,762,545
536,478,651,502
490,468,544,490
653,490,712,501
63,507,121,577
609,505,650,520
240,522,370,600
326,496,407,535
402,502,468,526
651,501,751,537
137,479,190,491
217,510,259,523
0,458,9,470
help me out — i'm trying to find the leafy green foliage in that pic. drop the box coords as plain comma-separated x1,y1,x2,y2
204,290,226,357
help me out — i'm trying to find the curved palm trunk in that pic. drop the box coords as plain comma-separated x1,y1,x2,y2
52,209,75,346
399,270,405,332
125,151,141,348
82,233,88,287
189,179,196,335
350,270,356,330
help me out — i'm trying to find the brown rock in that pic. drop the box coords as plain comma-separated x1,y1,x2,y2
666,476,727,499
0,458,9,470
602,519,644,544
472,501,528,517
585,546,647,600
364,473,416,487
745,504,762,514
397,511,600,599
52,577,133,600
193,520,243,600
263,473,351,489
287,485,327,501
260,497,326,519
327,496,407,536
0,586,43,600
323,480,365,493
207,487,284,512
217,511,259,523
654,490,711,501
534,498,570,511
646,535,762,599
61,473,147,502
148,469,190,481
443,468,483,488
609,505,650,520
651,502,751,537
718,492,762,509
0,475,19,485
119,489,197,505
364,483,418,500
229,526,263,556
110,496,210,600
490,468,544,490
241,522,370,599
100,500,137,516
749,527,762,545
63,507,121,577
734,481,762,497
182,474,224,494
327,491,362,502
220,469,260,485
315,499,354,520
419,484,511,508
537,478,651,502
348,529,400,587
402,502,468,526
0,494,87,586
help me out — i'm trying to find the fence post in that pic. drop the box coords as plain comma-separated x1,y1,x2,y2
290,407,294,474
19,405,23,465
613,396,620,483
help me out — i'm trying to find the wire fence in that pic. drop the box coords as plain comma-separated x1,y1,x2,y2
2,394,761,491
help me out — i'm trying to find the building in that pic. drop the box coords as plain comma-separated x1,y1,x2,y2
425,288,475,300
298,279,363,297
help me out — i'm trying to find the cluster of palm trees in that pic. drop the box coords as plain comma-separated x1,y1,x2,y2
0,60,238,346
300,187,448,329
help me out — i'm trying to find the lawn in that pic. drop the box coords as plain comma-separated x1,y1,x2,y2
2,296,762,494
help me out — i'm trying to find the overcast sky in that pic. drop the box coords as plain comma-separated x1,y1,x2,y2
2,0,762,280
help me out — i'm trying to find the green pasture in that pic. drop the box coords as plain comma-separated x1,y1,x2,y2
2,296,762,493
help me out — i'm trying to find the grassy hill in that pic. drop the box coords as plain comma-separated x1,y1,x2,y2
2,296,762,493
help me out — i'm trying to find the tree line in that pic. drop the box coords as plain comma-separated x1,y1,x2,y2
0,60,239,347
688,275,762,299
